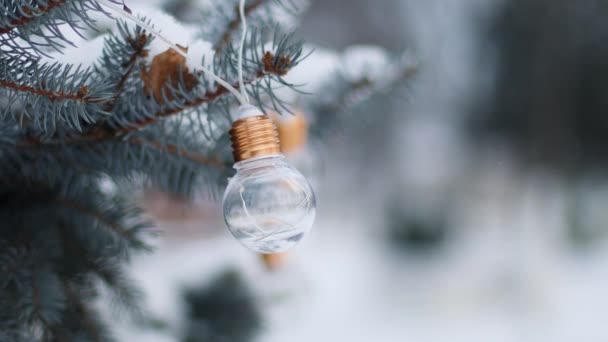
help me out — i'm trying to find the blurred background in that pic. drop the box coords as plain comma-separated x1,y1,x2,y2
109,0,608,341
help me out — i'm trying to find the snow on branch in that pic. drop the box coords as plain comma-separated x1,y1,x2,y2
0,0,113,54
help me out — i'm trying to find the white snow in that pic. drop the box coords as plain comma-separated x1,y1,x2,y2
284,45,340,94
340,45,393,83
183,40,215,71
105,5,216,70
40,4,215,73
266,0,310,30
103,171,608,342
46,34,108,68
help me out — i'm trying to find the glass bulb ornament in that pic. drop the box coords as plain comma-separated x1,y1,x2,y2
223,106,316,254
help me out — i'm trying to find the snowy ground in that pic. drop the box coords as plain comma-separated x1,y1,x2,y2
105,162,608,342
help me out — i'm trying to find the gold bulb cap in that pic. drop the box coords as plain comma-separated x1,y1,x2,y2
230,115,281,162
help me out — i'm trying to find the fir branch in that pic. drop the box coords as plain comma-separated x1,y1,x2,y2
306,54,417,139
15,126,115,146
314,60,416,116
0,57,113,137
93,29,305,136
120,78,247,131
0,78,91,102
11,34,303,144
14,132,226,170
0,179,150,339
118,50,293,132
215,0,265,53
337,63,417,113
61,281,103,342
128,137,226,170
0,0,113,54
31,275,68,342
55,198,135,242
96,19,152,111
111,32,149,102
56,216,144,321
9,132,228,197
0,0,68,35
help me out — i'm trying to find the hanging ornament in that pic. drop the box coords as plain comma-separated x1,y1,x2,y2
141,45,199,104
222,105,316,254
260,251,289,270
272,111,309,154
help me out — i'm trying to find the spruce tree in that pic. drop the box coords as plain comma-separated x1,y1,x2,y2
0,0,306,339
0,0,415,340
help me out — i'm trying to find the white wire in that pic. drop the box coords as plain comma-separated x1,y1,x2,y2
238,0,250,103
239,185,268,236
96,0,248,105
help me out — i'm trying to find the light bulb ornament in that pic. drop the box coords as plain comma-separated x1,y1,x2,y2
223,105,316,253
97,0,316,253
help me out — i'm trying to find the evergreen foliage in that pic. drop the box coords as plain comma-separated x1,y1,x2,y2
0,0,414,339
0,0,109,56
0,0,305,339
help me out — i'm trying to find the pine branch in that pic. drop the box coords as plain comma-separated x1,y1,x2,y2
215,0,265,53
56,216,144,321
61,281,103,342
0,179,150,255
0,78,91,102
91,29,306,138
337,63,417,113
0,57,113,137
0,0,68,35
306,53,417,139
118,50,293,132
121,77,248,131
0,179,149,340
55,198,135,242
8,132,228,198
31,275,68,342
97,19,152,112
128,138,226,170
12,46,299,145
14,133,227,171
110,33,149,105
0,0,112,54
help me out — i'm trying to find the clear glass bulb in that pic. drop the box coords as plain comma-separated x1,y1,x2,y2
222,154,316,254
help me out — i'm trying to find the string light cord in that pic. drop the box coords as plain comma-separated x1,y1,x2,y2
96,0,249,106
237,0,250,103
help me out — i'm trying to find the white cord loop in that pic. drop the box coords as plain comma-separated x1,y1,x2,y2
238,0,250,103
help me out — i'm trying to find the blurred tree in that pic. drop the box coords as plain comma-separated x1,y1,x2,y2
474,0,608,172
182,270,261,342
386,199,448,253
